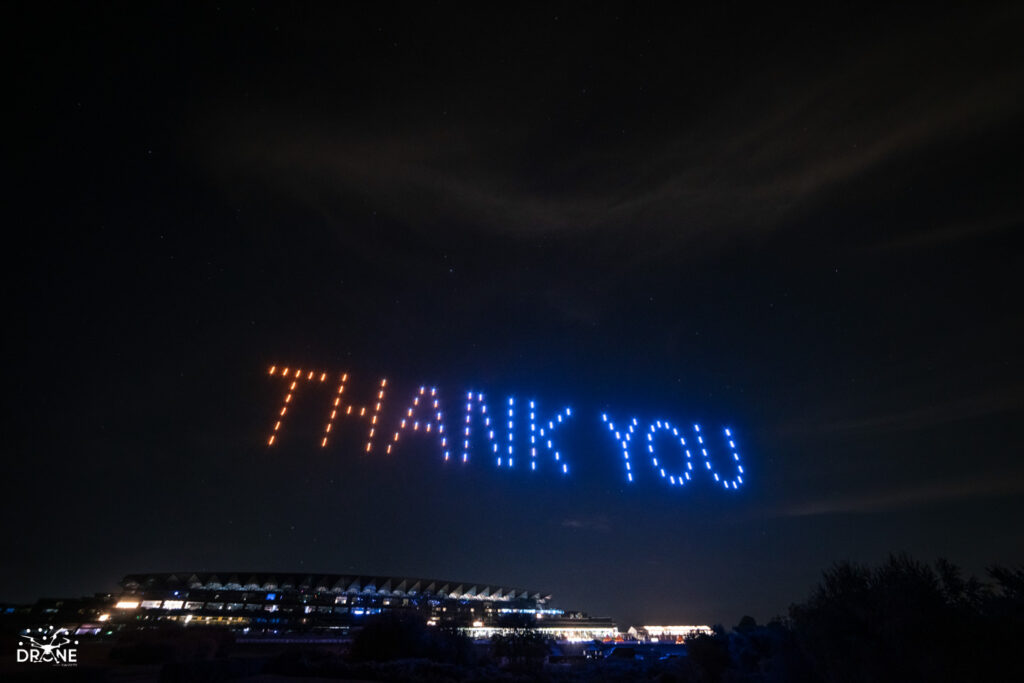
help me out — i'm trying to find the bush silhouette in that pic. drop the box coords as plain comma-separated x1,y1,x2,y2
348,612,475,665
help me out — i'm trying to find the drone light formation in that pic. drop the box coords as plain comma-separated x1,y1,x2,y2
461,391,498,463
600,414,744,490
266,365,329,446
267,366,386,452
391,386,448,459
266,364,746,491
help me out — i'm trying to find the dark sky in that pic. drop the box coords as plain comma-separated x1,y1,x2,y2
5,3,1024,627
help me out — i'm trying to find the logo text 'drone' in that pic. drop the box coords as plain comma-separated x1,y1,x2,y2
17,630,78,667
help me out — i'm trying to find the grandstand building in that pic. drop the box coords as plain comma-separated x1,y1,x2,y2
97,572,617,641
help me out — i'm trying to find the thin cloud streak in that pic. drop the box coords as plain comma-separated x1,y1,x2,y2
776,473,1024,517
780,387,1024,439
561,515,613,532
870,212,1023,252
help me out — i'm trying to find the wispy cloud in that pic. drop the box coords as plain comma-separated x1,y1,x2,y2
780,387,1024,439
776,473,1024,517
561,515,613,532
201,6,1024,257
868,212,1023,252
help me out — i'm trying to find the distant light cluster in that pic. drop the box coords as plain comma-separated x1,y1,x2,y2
264,364,745,490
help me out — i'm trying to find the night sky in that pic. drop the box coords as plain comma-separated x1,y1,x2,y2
6,4,1024,627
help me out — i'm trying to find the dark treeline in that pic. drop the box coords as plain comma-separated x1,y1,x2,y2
686,555,1024,683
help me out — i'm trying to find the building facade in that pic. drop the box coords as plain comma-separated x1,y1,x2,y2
94,572,616,641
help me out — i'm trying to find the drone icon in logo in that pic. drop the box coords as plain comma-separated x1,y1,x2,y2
17,628,78,665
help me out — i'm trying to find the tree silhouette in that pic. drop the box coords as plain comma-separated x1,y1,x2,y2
789,554,1024,683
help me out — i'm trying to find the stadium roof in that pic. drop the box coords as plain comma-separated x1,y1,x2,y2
121,572,551,602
